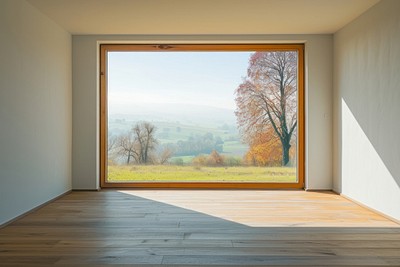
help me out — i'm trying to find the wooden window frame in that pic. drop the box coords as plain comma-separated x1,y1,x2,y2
100,44,305,189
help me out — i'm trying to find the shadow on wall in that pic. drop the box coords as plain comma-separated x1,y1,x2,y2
339,98,400,190
334,0,400,194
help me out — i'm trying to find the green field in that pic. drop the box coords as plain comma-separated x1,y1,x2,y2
169,155,195,164
109,119,235,144
222,140,248,156
107,165,296,182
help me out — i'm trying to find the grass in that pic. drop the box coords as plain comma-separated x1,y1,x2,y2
107,165,296,183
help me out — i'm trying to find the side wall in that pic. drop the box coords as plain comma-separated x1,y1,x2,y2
333,0,400,220
72,35,333,190
0,0,72,225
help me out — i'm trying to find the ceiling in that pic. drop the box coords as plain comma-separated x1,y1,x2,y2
26,0,380,35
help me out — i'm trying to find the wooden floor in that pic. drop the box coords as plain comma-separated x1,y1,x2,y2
0,190,399,266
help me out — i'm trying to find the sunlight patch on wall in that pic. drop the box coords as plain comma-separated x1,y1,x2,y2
341,99,400,220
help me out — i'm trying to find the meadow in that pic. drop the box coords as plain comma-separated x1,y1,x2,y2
107,165,296,183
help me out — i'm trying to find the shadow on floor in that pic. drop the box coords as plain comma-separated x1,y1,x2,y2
0,190,399,266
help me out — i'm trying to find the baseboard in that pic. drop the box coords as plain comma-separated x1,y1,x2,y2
72,188,101,191
305,189,336,193
0,190,72,229
340,193,400,225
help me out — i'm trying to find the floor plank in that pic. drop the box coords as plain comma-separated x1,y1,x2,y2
0,190,399,266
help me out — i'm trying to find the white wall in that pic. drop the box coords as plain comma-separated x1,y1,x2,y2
305,36,333,190
72,35,332,190
0,0,72,225
333,0,400,220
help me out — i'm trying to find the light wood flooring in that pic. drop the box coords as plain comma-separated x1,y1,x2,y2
0,190,399,266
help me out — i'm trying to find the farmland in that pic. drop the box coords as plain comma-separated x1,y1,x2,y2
108,106,249,164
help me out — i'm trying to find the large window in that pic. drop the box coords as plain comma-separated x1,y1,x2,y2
100,44,304,188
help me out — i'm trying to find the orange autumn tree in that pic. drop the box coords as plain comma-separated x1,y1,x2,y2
235,51,297,166
244,127,282,166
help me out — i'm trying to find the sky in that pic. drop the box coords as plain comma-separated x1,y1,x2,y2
107,51,253,114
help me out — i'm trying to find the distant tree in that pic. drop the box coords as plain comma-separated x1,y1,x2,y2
108,134,118,152
116,121,158,164
173,133,223,156
235,51,297,166
133,122,158,164
158,147,174,165
107,134,119,164
116,132,139,164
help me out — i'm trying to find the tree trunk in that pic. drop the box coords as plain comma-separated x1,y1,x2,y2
282,141,291,166
144,145,148,164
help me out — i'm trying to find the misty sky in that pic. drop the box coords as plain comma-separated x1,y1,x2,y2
107,51,253,114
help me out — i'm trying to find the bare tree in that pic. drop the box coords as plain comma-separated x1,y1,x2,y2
235,51,297,166
115,122,158,165
107,134,119,164
133,122,158,164
116,132,139,164
158,147,174,165
108,134,118,152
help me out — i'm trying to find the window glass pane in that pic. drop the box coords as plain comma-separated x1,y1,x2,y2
106,51,298,183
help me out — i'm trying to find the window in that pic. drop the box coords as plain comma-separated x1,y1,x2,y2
100,44,304,188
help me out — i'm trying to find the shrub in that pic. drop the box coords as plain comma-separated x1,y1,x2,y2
206,150,224,166
224,156,242,167
192,154,207,166
172,158,184,166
